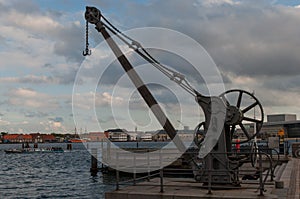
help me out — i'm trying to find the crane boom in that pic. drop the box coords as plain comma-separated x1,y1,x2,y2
84,6,186,152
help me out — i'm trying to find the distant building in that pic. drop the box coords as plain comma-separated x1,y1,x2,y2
31,133,56,143
84,132,107,142
152,130,170,141
3,134,20,143
42,134,56,142
177,129,194,141
152,129,194,142
140,133,152,141
267,114,297,123
110,132,128,141
105,129,129,142
3,134,33,143
17,134,33,143
183,126,190,131
236,114,300,139
127,132,138,141
31,133,43,143
261,114,300,138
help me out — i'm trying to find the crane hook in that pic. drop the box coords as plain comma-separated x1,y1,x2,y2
83,20,91,56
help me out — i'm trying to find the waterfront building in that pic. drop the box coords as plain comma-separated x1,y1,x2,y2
3,134,33,143
127,132,138,141
110,132,128,141
81,132,107,142
105,129,129,142
152,129,194,142
3,134,20,143
31,133,56,143
261,114,300,138
235,114,300,139
16,134,32,143
177,129,194,141
152,130,170,141
140,133,152,141
3,133,56,143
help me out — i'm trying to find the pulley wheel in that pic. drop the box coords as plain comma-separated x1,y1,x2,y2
220,89,264,144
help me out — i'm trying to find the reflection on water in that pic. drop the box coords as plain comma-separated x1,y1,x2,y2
0,143,114,199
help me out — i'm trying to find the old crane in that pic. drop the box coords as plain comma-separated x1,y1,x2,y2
83,6,264,186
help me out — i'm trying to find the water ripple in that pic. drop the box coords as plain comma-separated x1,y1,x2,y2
0,143,115,199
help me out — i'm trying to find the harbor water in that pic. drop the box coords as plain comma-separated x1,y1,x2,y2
0,141,173,199
0,143,115,199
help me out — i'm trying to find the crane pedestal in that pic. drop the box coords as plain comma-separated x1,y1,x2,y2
194,130,240,186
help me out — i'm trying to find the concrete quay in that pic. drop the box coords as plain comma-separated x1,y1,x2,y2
105,158,300,199
271,158,300,199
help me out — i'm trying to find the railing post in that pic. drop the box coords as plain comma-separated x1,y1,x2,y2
147,150,150,182
107,140,111,161
270,155,274,181
90,148,98,176
259,152,264,196
159,149,164,193
133,153,136,186
101,139,105,165
208,153,212,195
160,169,164,193
116,151,119,191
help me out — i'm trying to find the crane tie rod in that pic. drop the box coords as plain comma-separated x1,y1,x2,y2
101,15,199,97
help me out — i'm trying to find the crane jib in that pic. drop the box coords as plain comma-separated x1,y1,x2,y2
94,20,187,153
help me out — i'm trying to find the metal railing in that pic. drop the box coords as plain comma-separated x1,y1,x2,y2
109,149,275,196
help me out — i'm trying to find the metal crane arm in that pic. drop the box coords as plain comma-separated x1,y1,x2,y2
84,6,187,152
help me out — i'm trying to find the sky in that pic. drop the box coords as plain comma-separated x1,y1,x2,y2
0,0,300,134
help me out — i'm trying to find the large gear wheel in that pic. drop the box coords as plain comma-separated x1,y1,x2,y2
220,89,264,144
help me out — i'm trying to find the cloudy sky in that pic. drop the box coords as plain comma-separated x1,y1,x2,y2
0,0,300,134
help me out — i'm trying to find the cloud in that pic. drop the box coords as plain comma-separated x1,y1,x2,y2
201,0,239,6
48,117,64,129
91,0,300,78
49,117,64,123
23,111,49,118
0,0,83,86
0,119,10,125
73,91,124,110
5,10,61,34
52,22,85,62
0,75,58,84
6,88,60,109
1,0,300,132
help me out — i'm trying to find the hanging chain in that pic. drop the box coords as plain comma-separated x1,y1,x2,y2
83,20,91,56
